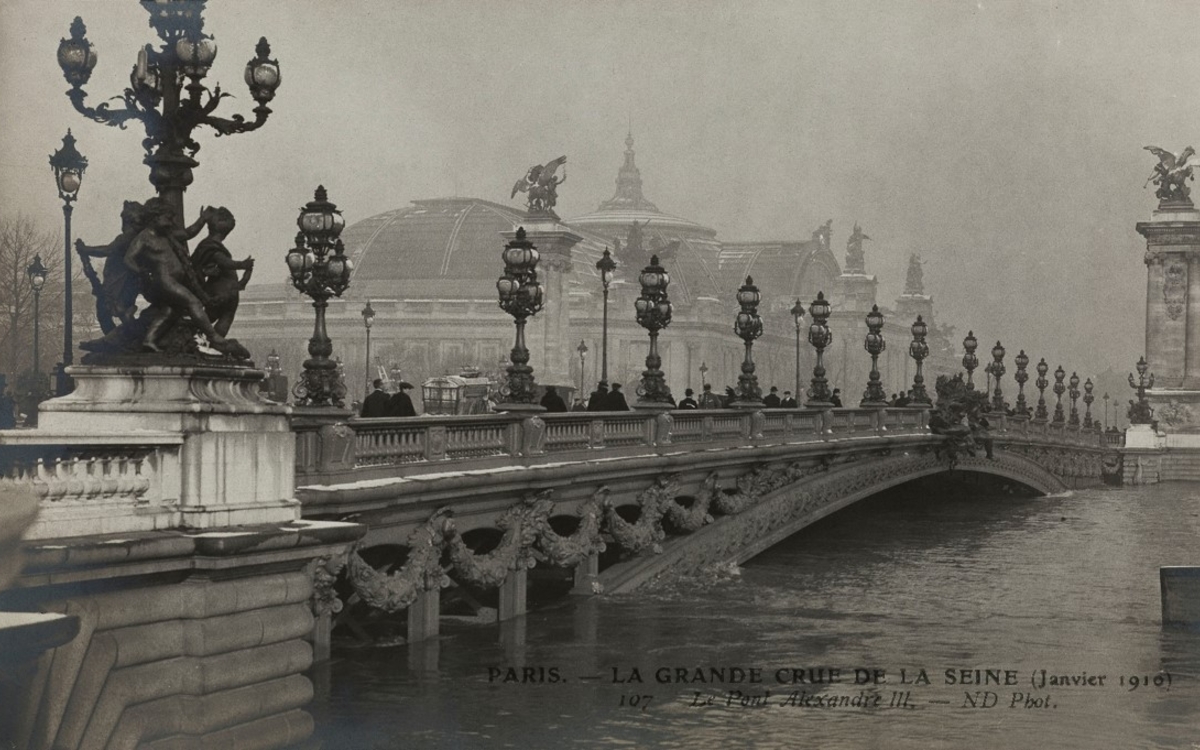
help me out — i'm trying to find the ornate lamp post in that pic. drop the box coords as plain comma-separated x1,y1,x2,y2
699,361,708,389
790,298,805,400
496,227,545,409
861,305,887,407
57,9,281,226
806,291,833,407
576,340,588,398
733,276,764,406
990,341,1006,412
634,256,673,407
1128,356,1154,425
1034,358,1050,422
1103,392,1110,430
907,315,932,405
962,331,979,389
287,186,352,407
1067,371,1081,427
48,131,87,396
1052,365,1067,424
1083,378,1095,429
595,248,616,384
26,255,49,374
361,300,375,397
1013,350,1030,417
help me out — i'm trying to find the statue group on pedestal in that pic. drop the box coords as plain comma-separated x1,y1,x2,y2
1144,145,1195,206
511,155,567,214
77,199,254,360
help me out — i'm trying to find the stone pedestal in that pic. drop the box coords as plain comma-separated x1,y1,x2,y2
39,364,300,529
1138,205,1200,427
835,272,878,313
503,222,583,391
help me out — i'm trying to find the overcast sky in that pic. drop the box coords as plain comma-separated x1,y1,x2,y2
1,0,1194,377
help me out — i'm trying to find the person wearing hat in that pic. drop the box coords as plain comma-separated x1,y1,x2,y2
763,386,781,409
539,385,568,413
604,382,630,411
360,378,392,418
780,390,797,408
678,388,698,409
388,380,417,417
830,388,843,407
587,381,609,412
697,383,722,409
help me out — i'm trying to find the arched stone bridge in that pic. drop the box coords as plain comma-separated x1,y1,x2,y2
292,407,1111,642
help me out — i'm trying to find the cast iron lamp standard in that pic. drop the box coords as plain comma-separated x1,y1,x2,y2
634,255,673,408
1034,358,1050,422
57,7,281,227
861,304,888,407
791,298,805,401
1013,350,1031,417
287,186,352,408
990,341,1006,412
962,330,979,389
732,276,764,407
1067,371,1081,428
361,300,375,398
1103,392,1110,430
496,228,545,410
1052,365,1067,424
1128,357,1154,425
26,255,48,376
1083,378,1095,429
595,248,616,384
805,291,833,407
48,131,87,396
698,361,708,389
907,315,932,406
576,340,588,398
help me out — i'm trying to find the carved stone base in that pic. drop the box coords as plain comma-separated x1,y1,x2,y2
38,364,298,529
1145,389,1200,433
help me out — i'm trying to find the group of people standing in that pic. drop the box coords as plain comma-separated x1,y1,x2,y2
359,379,417,418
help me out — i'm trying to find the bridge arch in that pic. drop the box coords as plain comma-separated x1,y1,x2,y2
602,449,1070,593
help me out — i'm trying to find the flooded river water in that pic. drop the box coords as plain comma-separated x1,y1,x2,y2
310,479,1200,749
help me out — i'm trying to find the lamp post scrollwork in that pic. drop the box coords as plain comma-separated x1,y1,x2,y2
962,330,979,389
907,315,932,406
496,227,545,409
1128,356,1154,425
1067,371,1081,428
861,305,888,407
1034,358,1049,422
1083,377,1095,429
806,291,833,407
733,276,764,405
1014,349,1030,417
634,255,673,407
287,186,352,408
57,7,281,226
1052,365,1066,424
990,341,1006,412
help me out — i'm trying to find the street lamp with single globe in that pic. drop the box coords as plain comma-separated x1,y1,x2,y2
595,248,616,384
576,340,588,400
287,186,353,407
26,255,49,374
790,298,805,401
48,131,87,396
361,300,375,398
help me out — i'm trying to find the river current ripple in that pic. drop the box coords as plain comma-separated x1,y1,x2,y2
310,481,1200,749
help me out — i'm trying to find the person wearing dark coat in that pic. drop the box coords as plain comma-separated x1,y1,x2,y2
360,379,392,418
830,388,843,407
604,382,630,411
763,386,781,408
388,383,417,417
678,388,698,409
540,386,568,412
587,382,609,412
780,391,797,409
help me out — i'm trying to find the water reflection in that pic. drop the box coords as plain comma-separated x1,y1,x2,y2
309,480,1200,749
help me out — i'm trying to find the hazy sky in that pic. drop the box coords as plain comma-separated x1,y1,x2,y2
1,0,1194,377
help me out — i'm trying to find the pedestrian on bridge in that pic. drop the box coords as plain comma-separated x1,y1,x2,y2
388,382,417,417
360,379,391,418
764,386,781,408
540,386,568,412
698,384,722,409
678,388,698,409
587,381,609,412
604,382,630,411
780,390,797,408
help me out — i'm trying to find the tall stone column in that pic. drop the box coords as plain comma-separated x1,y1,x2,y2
1137,203,1200,431
503,222,582,397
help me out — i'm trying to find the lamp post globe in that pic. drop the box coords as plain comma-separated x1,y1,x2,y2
962,330,979,389
861,305,888,407
634,255,673,408
906,315,932,405
805,291,833,407
732,276,764,406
